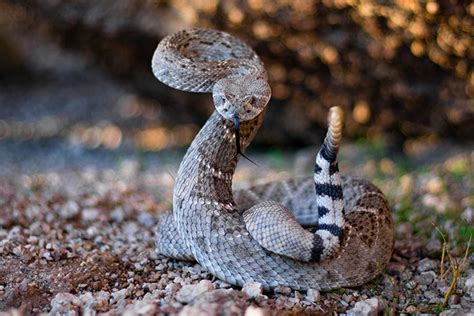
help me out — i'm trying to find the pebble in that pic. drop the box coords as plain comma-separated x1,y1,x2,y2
176,280,215,303
79,292,94,309
415,271,437,285
82,208,100,221
465,274,474,292
59,201,80,219
213,280,232,289
461,207,473,223
448,294,460,305
156,263,166,271
417,258,438,272
405,305,417,313
405,280,417,290
274,286,292,296
244,306,268,316
242,281,263,298
165,283,182,298
177,289,243,316
305,288,320,303
122,299,157,315
440,307,468,316
137,212,155,227
49,293,81,315
424,290,439,303
111,288,128,303
111,207,125,222
95,291,110,311
425,238,442,255
346,297,384,316
294,291,304,302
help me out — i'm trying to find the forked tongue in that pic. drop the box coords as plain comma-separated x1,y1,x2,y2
234,116,257,166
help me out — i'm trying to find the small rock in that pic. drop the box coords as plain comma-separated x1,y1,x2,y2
417,258,438,272
294,290,304,302
41,250,53,261
425,238,442,255
448,294,460,305
79,292,96,314
137,212,155,227
178,306,202,316
176,280,215,303
405,280,417,290
165,282,182,298
342,293,355,304
305,288,320,303
59,201,80,219
274,286,292,296
415,271,437,285
242,281,263,298
95,291,110,311
461,207,473,223
111,288,128,303
346,297,384,316
173,276,184,284
405,305,417,313
123,299,157,315
440,307,466,316
50,293,81,315
424,290,440,303
134,262,144,271
381,276,396,301
111,207,125,222
178,289,243,316
464,274,474,292
244,306,267,316
156,263,166,271
214,280,232,289
82,208,100,221
79,291,94,304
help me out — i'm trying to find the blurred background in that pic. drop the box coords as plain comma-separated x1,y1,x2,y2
0,0,472,167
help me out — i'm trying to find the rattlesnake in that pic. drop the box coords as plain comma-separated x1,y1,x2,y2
152,28,394,291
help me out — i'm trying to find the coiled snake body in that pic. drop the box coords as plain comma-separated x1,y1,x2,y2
152,28,394,291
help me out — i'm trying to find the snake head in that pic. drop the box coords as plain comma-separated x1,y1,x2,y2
212,76,271,121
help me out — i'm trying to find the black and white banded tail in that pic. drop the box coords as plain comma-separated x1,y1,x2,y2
311,106,345,261
243,106,345,263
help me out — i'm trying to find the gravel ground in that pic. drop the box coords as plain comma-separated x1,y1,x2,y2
0,141,473,315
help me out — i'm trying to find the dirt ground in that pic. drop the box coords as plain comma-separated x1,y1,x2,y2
0,140,472,315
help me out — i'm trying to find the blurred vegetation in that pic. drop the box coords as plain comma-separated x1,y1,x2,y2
0,0,472,151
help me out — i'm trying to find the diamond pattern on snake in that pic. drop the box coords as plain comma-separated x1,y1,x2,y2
152,28,394,291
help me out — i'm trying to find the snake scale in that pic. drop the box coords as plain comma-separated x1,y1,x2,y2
152,28,394,291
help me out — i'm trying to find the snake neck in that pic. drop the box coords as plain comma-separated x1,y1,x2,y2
174,110,265,208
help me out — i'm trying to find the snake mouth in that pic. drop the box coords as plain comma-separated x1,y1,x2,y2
233,116,257,165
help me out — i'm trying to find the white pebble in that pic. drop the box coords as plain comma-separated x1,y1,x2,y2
346,297,384,316
305,288,320,303
242,281,263,298
176,280,214,303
